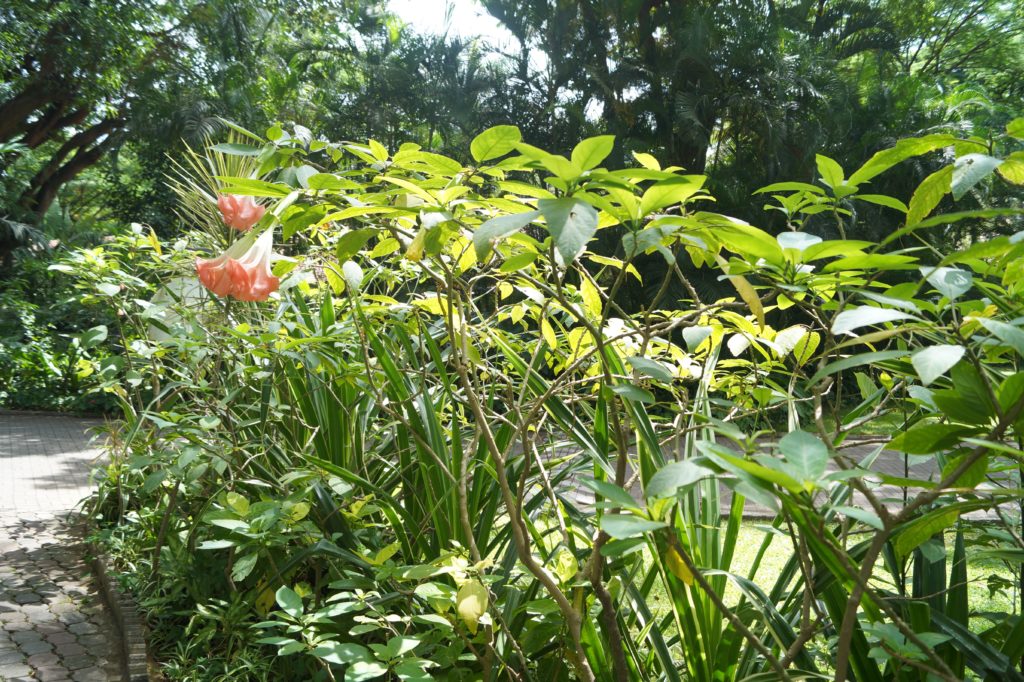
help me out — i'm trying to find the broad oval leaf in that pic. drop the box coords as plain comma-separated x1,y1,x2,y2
923,266,972,300
599,514,667,539
470,125,522,162
456,580,488,634
952,154,1002,200
473,209,541,260
777,231,822,252
778,430,829,486
646,460,711,500
538,198,598,264
911,344,966,386
571,135,615,171
833,307,916,335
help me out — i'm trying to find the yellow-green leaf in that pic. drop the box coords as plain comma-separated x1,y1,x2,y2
456,580,488,634
665,546,694,585
906,166,952,226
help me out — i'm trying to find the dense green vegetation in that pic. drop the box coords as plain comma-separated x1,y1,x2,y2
3,1,1024,680
3,0,1022,409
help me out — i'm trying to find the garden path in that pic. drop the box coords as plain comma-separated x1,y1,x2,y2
0,413,123,682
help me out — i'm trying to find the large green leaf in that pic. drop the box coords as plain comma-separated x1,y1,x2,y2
570,135,615,171
645,461,711,500
911,345,965,386
906,166,952,227
599,514,667,539
977,318,1024,357
473,209,541,260
923,266,973,300
538,197,598,263
894,508,960,558
952,154,1002,200
832,307,916,335
778,430,829,487
639,176,705,216
470,125,521,162
848,134,956,185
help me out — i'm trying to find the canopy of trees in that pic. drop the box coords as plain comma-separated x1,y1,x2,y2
1,0,1021,246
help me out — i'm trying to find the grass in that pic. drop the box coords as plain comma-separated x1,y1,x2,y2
641,523,1019,635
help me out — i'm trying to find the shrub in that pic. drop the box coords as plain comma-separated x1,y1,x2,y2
78,120,1024,681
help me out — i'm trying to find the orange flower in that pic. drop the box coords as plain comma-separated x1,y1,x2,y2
196,229,280,302
217,194,266,231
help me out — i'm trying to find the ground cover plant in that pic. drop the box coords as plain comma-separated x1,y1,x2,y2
75,120,1024,681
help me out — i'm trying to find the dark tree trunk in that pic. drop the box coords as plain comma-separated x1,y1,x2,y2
0,87,61,142
19,120,122,219
23,117,121,193
22,104,90,148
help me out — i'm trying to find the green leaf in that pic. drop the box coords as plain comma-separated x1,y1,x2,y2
216,177,292,197
498,251,539,273
571,135,615,171
473,209,541,260
848,134,956,185
906,166,952,227
626,356,675,383
470,125,522,162
807,349,910,385
682,326,712,351
538,198,598,263
599,514,667,539
754,181,825,194
231,552,258,582
889,422,970,454
777,232,822,252
816,154,845,188
977,318,1024,357
342,260,363,291
211,143,262,156
646,461,710,500
79,325,108,349
923,266,972,300
857,194,908,213
310,641,372,665
778,430,829,486
347,660,390,681
832,307,916,335
639,176,704,216
911,345,965,386
336,229,376,260
456,580,488,634
894,507,960,558
610,384,655,403
998,152,1024,185
631,151,660,170
834,505,884,530
276,586,303,619
97,282,121,296
1008,118,1024,139
579,479,637,509
952,154,1002,200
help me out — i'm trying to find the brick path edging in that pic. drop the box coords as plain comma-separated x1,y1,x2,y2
88,545,153,682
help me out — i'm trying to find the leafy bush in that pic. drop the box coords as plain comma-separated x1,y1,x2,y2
79,119,1024,681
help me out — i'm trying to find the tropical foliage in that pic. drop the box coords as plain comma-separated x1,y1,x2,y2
67,119,1024,680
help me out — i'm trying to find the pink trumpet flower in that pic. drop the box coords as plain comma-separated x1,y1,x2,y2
196,229,280,302
217,194,266,231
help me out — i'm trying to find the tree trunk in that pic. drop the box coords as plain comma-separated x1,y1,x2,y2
0,87,61,142
22,104,90,149
20,128,121,218
23,117,121,195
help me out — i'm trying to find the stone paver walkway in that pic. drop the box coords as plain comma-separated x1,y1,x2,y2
0,413,122,682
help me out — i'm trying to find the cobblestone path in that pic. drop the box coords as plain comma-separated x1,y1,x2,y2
0,414,122,681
